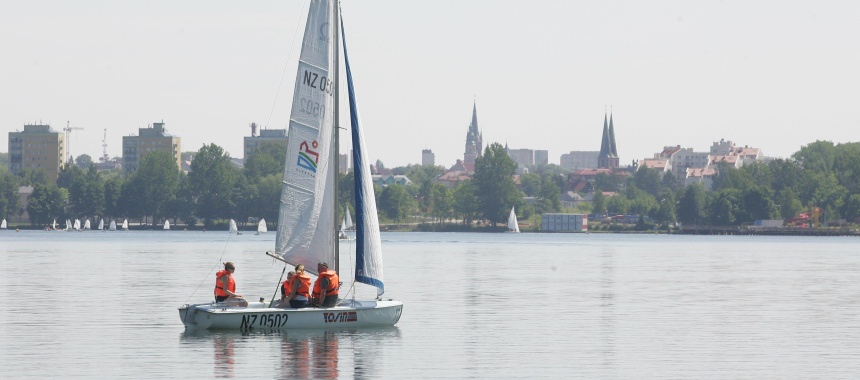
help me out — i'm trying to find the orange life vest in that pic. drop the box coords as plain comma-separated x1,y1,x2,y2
312,270,339,298
281,277,293,299
294,272,312,298
214,269,236,297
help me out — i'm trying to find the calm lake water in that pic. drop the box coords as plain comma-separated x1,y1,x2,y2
1,230,859,379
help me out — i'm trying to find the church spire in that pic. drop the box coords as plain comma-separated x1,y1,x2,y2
609,111,618,157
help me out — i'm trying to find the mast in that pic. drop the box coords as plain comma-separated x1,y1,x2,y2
333,0,341,275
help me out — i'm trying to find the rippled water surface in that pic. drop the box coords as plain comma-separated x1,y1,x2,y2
1,231,859,378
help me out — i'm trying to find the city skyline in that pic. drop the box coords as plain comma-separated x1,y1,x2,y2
2,1,858,168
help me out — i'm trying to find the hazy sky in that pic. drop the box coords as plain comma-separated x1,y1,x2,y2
2,1,858,168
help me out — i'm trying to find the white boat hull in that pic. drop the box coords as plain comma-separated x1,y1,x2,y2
179,299,403,330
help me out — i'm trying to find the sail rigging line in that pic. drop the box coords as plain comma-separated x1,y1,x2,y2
182,231,238,304
264,0,309,130
268,266,288,307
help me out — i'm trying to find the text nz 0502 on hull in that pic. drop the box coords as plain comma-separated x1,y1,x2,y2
179,300,403,330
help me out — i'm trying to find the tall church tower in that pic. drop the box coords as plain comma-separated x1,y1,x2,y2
464,101,483,166
598,111,619,169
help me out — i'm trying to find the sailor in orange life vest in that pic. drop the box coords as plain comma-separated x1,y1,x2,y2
311,262,339,307
277,271,296,307
214,262,248,306
281,264,312,308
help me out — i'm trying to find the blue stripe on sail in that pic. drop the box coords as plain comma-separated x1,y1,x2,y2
355,275,384,290
342,16,384,295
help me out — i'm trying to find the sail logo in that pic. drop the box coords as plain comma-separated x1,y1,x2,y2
297,140,320,173
323,311,358,323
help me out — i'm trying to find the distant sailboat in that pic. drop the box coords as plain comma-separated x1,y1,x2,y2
163,220,170,230
507,207,520,233
74,219,81,231
97,219,104,231
109,220,117,231
52,219,57,230
229,219,240,235
66,219,72,231
256,219,267,235
122,219,129,230
83,219,91,230
339,208,353,240
0,219,6,229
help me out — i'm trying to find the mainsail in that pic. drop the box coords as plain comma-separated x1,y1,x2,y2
342,18,385,295
276,0,337,275
229,219,239,234
258,219,268,233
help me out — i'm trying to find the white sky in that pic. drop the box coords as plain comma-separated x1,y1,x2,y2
2,0,859,168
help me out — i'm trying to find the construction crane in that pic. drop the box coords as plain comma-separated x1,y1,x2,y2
63,121,84,165
100,129,110,164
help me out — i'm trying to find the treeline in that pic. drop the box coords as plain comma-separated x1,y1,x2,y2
1,140,858,229
592,140,860,227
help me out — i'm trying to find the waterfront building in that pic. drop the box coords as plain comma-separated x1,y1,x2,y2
7,124,65,182
243,122,288,159
560,151,599,171
122,121,181,174
422,149,435,166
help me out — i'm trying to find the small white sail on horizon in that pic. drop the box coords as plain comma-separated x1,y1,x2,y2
256,219,267,235
66,219,72,231
83,219,91,230
122,219,129,230
229,219,240,235
52,219,57,230
74,219,81,231
0,219,6,229
507,207,520,233
109,220,117,231
163,220,170,230
97,219,104,231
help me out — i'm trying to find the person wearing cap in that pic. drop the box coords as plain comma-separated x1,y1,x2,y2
214,262,248,306
311,262,339,307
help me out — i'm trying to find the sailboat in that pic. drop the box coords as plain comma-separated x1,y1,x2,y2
121,219,129,230
97,218,104,231
66,219,72,231
507,207,520,233
229,219,241,235
109,220,117,231
0,219,6,229
52,219,57,230
163,220,170,230
74,219,81,231
339,208,353,240
256,219,267,235
179,0,402,329
83,219,91,230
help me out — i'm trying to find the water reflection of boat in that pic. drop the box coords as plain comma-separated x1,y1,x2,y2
180,327,401,378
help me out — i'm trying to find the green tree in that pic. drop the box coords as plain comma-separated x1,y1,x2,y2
777,188,804,220
709,189,740,226
68,165,104,219
473,143,520,225
591,191,606,216
26,183,68,226
244,142,286,180
520,172,541,197
655,191,677,226
75,154,94,168
15,168,51,187
130,151,179,225
594,172,621,192
678,183,707,225
189,144,238,228
633,166,662,197
740,186,778,223
257,174,283,226
167,172,196,225
793,140,836,173
103,175,124,219
378,184,413,225
430,183,453,223
537,172,561,213
453,181,478,225
0,168,21,220
842,193,860,223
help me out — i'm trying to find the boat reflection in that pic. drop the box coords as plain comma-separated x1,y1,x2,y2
181,327,401,379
